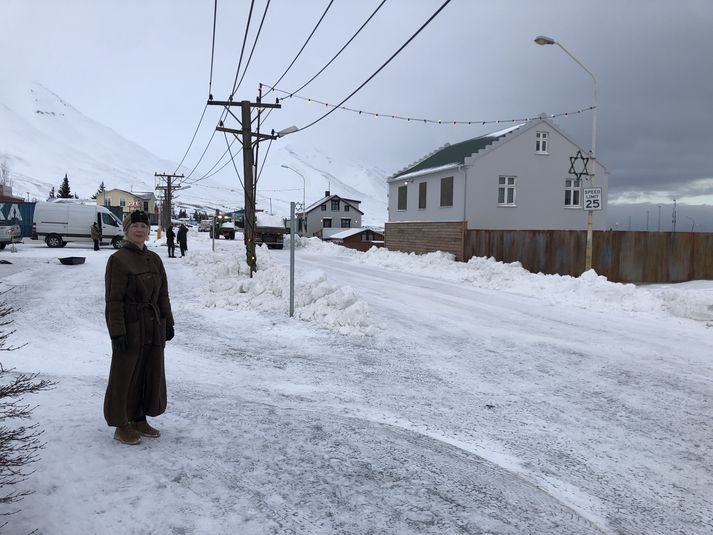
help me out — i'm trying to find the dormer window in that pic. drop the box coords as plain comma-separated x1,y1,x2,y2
536,131,549,154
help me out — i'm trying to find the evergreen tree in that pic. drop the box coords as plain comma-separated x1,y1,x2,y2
48,187,55,199
178,208,188,219
91,181,106,200
57,174,72,198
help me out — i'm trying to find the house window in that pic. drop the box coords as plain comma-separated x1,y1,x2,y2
120,198,126,207
418,182,427,209
564,178,581,207
498,176,516,205
341,218,351,228
322,218,332,228
344,204,350,212
361,230,373,242
397,185,407,210
536,131,549,154
331,199,340,211
143,201,149,211
321,204,326,211
440,176,453,207
104,199,111,207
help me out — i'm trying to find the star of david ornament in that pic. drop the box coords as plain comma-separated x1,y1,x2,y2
569,150,590,179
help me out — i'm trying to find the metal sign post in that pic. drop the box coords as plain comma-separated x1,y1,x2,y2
569,150,595,271
289,202,296,318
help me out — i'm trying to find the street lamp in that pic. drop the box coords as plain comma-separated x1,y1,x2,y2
535,35,598,272
281,164,306,236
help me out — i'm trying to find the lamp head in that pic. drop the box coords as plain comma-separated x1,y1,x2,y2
276,125,298,137
534,35,556,46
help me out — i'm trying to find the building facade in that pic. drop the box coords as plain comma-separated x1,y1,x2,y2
303,192,364,239
387,117,608,231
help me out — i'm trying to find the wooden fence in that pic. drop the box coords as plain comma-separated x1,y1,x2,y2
385,221,713,282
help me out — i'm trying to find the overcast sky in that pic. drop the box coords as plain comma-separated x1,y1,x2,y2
2,0,712,203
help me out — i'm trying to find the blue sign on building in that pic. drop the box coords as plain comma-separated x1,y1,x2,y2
0,202,36,237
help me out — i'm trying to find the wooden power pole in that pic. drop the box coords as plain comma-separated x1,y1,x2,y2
207,98,280,275
155,172,184,229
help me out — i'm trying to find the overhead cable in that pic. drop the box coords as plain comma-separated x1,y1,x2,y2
233,0,272,96
230,0,256,98
290,0,453,134
263,0,335,99
171,0,221,175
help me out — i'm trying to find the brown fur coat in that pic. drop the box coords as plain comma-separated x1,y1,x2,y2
104,242,174,426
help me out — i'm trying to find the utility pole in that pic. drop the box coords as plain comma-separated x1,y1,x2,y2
155,172,184,230
208,98,280,275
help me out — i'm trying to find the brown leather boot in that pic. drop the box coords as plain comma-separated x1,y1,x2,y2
131,420,160,438
114,424,141,445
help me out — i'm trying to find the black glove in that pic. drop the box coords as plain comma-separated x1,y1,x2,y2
166,324,175,341
111,335,128,352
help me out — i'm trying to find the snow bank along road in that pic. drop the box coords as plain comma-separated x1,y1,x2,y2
0,234,711,534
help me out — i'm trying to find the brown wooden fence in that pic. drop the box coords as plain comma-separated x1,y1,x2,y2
385,221,713,282
468,229,713,283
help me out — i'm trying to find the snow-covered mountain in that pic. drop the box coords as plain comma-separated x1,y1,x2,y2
0,80,388,226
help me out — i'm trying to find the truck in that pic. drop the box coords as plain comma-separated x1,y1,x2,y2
209,219,237,240
32,200,125,248
0,221,21,249
255,213,285,249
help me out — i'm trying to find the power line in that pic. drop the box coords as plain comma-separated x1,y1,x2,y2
292,0,454,134
209,0,218,98
291,0,387,96
233,0,272,96
230,0,256,97
172,104,208,175
261,0,387,125
171,0,220,175
262,0,335,100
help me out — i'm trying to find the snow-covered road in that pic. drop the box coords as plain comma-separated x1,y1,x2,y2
1,232,711,534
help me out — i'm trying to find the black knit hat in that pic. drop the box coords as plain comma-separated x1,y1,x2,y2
123,210,150,231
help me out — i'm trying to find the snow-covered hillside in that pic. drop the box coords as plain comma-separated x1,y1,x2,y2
0,78,388,225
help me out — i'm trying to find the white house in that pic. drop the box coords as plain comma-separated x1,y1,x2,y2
302,192,363,239
387,117,608,231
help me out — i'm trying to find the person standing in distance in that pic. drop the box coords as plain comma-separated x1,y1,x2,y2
104,210,175,445
177,223,188,257
91,222,101,251
166,224,176,258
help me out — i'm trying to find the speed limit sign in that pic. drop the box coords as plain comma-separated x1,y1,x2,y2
583,187,602,211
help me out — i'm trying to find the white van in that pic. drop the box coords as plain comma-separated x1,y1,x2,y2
32,200,125,248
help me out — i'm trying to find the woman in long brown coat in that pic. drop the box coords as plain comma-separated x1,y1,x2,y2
104,210,175,445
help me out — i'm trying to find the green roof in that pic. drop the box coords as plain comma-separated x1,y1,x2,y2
393,129,514,179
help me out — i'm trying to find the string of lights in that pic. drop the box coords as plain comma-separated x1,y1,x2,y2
264,85,596,126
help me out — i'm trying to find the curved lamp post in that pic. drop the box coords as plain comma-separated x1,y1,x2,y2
535,35,598,271
281,164,306,236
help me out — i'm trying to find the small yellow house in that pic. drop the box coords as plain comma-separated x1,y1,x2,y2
96,189,158,222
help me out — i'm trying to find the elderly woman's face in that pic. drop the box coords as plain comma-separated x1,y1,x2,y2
127,222,149,247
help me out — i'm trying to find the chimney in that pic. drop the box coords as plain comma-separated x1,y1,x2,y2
325,191,330,197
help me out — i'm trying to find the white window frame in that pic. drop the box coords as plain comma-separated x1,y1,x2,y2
497,176,516,206
535,131,549,154
564,178,581,208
